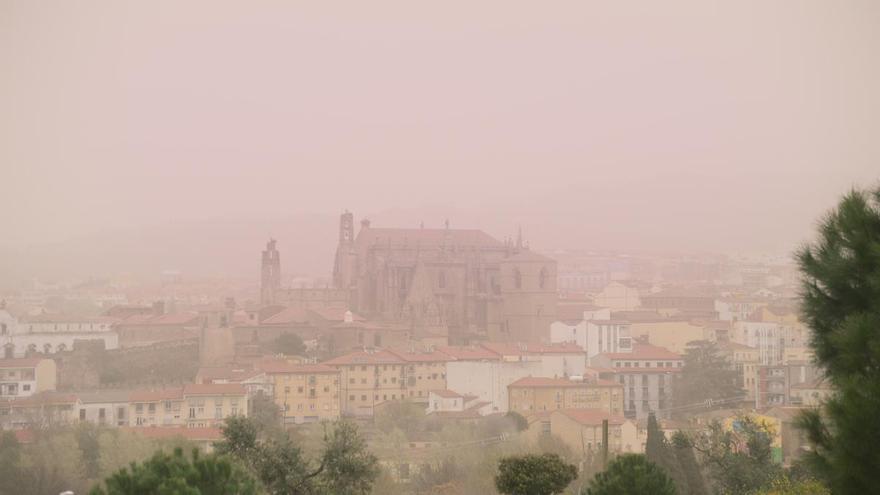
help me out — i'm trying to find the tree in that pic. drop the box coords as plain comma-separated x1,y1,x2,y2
90,447,259,495
316,421,379,494
583,454,677,495
670,432,707,495
411,458,462,494
272,333,306,356
505,411,528,432
795,186,880,494
674,340,743,411
218,416,378,495
645,413,688,494
495,453,577,495
687,417,782,494
0,431,23,495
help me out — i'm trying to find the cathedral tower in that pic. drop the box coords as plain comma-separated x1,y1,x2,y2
260,239,281,305
333,211,356,289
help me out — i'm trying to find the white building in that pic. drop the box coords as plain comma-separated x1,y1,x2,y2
732,320,784,365
0,358,57,398
550,309,631,360
2,313,119,358
76,390,130,426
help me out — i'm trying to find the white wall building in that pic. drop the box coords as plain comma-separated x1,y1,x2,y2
732,321,784,366
2,313,119,358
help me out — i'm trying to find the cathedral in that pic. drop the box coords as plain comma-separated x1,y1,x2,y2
331,212,558,343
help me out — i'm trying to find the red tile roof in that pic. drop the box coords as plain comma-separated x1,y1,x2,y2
509,377,621,389
260,308,313,325
322,349,405,366
434,346,500,361
183,383,247,396
309,307,365,322
431,390,463,399
255,362,338,374
0,358,47,368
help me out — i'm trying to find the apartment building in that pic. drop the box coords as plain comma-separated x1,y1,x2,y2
508,376,623,415
256,361,341,424
591,343,682,419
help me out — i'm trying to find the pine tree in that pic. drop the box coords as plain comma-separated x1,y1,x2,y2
674,340,743,410
796,186,880,493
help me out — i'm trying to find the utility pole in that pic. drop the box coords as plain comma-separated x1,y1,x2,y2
601,419,609,468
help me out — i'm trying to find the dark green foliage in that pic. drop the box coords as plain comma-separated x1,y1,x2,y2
645,413,689,494
273,333,306,356
795,186,880,494
584,454,677,495
89,447,259,495
495,453,578,495
0,431,23,495
218,416,378,495
411,457,462,494
670,432,707,495
688,417,782,494
76,422,102,479
505,410,529,431
317,420,380,494
674,340,743,411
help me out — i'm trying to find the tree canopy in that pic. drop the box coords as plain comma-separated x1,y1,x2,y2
583,454,677,495
795,186,880,493
89,447,259,495
674,340,743,411
495,453,578,495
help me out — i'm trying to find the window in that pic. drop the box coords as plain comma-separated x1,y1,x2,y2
361,395,367,401
80,409,86,420
215,406,223,419
189,407,196,419
22,384,30,391
148,403,156,414
514,268,522,289
539,267,547,289
349,395,355,401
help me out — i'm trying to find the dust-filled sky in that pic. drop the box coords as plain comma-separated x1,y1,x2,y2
1,1,879,279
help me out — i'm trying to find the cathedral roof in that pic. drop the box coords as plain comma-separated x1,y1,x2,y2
355,227,503,249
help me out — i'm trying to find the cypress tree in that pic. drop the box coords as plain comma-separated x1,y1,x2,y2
645,413,689,495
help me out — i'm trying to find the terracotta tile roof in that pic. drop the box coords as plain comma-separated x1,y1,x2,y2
183,383,247,396
120,313,200,326
556,408,628,426
386,348,452,363
309,307,365,322
255,362,338,374
260,308,313,325
431,390,463,399
322,349,406,366
509,377,621,388
0,358,47,368
435,345,500,361
600,344,682,361
129,388,184,402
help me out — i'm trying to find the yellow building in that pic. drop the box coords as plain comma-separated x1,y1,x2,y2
129,388,185,427
626,318,710,354
257,362,341,424
387,348,449,401
508,376,623,416
324,349,410,416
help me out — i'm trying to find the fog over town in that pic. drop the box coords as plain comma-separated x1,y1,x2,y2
1,2,879,495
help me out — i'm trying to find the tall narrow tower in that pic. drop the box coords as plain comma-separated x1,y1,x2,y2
333,211,355,289
260,239,281,306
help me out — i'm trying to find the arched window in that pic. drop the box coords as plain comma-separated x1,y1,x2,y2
57,343,67,352
43,343,52,354
539,267,547,289
514,268,522,289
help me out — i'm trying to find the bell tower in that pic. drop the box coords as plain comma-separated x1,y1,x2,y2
260,239,281,306
333,211,356,289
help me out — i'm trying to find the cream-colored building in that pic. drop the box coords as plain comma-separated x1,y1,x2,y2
387,348,449,401
626,318,710,354
256,361,341,424
129,384,247,428
790,378,833,407
718,341,760,401
0,357,56,398
508,376,623,415
526,408,640,457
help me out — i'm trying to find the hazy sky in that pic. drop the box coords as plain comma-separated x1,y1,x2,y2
2,1,879,260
